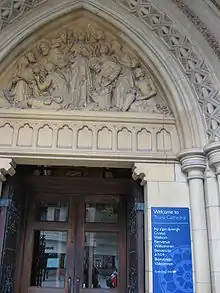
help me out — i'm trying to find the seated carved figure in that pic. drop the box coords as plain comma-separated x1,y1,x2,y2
122,67,157,112
88,58,121,110
0,54,36,108
27,64,69,109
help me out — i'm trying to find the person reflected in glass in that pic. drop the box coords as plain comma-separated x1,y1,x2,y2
92,265,100,288
84,261,100,288
106,268,118,288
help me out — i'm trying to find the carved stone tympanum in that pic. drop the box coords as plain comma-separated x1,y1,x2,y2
0,19,171,115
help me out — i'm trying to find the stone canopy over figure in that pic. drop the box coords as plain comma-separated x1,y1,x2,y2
0,20,171,115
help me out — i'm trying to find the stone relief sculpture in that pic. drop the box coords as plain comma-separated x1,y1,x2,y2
0,21,172,116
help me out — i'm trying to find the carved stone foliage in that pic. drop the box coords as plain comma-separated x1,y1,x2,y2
116,0,220,141
0,20,171,115
0,0,47,30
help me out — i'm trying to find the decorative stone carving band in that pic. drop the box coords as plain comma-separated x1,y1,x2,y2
0,158,16,181
0,0,47,31
172,0,220,58
0,113,179,160
210,0,220,10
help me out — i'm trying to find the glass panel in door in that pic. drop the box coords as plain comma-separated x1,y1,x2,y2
83,232,119,290
30,230,67,288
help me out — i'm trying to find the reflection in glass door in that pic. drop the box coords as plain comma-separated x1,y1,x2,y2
22,195,126,293
30,230,67,288
78,195,125,293
83,232,119,289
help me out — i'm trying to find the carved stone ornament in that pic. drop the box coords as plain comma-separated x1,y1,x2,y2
0,158,16,181
0,20,171,115
0,0,47,31
116,0,220,141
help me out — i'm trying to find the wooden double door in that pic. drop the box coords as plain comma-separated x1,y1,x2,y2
19,175,135,293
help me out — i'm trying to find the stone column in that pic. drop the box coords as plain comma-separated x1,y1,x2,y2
204,142,220,293
177,149,211,293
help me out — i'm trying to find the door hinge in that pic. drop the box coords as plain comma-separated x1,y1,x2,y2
0,198,11,207
135,202,145,211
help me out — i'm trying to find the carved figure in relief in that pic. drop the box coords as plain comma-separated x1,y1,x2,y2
113,57,139,110
52,30,75,54
69,29,92,57
0,21,172,116
27,64,69,109
2,53,37,108
88,58,121,110
38,40,68,74
122,67,157,111
88,25,109,59
68,46,92,108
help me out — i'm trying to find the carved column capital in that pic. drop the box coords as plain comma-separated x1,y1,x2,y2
132,163,147,185
0,158,16,182
204,142,220,175
177,148,206,180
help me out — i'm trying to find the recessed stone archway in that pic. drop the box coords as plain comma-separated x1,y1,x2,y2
0,4,207,158
1,0,220,144
0,3,218,293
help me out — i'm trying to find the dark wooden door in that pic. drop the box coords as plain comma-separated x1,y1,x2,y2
20,176,129,293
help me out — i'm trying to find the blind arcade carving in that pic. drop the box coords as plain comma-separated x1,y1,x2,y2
0,19,171,115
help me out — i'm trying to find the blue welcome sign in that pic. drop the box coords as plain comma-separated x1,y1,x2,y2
151,207,193,293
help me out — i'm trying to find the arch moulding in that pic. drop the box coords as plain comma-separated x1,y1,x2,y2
0,0,209,167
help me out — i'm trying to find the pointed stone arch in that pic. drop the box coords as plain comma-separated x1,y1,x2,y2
0,0,209,154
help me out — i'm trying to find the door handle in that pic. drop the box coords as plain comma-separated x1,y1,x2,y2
68,276,72,293
75,277,80,293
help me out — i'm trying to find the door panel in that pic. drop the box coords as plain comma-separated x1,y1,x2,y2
21,177,128,293
83,232,119,290
74,197,123,293
23,200,72,293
